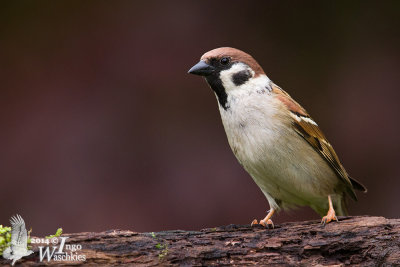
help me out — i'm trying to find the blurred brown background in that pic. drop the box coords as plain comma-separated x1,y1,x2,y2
0,1,399,236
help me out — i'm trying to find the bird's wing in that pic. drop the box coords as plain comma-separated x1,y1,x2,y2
271,83,366,200
10,215,28,248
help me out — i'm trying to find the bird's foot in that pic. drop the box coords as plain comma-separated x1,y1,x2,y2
321,208,338,225
321,195,339,225
251,218,274,228
251,208,275,228
261,218,274,228
251,217,274,229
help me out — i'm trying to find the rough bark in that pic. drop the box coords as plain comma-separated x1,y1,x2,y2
3,216,399,266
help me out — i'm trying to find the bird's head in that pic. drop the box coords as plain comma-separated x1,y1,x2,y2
188,47,268,110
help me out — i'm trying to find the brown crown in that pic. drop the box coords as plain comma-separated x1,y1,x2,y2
200,47,265,77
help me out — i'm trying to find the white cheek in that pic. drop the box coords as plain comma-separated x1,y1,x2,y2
219,63,254,91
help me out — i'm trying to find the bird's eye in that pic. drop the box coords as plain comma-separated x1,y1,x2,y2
220,57,230,65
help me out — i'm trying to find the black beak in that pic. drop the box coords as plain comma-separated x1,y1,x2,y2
188,61,215,76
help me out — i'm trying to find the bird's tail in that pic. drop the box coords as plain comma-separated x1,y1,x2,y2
349,176,367,193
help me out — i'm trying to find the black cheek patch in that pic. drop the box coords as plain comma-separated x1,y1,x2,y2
232,70,252,86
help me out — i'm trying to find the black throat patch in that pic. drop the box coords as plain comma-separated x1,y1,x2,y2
205,75,229,110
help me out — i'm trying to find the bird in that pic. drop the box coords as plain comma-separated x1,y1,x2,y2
2,215,33,265
188,47,367,227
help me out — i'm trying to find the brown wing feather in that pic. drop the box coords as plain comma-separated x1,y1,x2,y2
270,83,359,200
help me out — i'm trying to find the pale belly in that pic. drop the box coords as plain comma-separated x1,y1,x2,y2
222,111,340,213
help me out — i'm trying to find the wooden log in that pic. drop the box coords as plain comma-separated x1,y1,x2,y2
3,216,399,266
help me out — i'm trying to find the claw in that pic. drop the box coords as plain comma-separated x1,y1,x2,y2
251,219,259,226
321,215,337,225
260,219,274,229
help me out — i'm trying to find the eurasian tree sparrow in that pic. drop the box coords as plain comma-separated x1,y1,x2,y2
188,47,366,227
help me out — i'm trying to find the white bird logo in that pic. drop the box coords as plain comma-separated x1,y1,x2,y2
2,215,33,266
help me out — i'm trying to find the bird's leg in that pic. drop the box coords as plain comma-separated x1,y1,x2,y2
321,195,338,225
251,208,275,228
